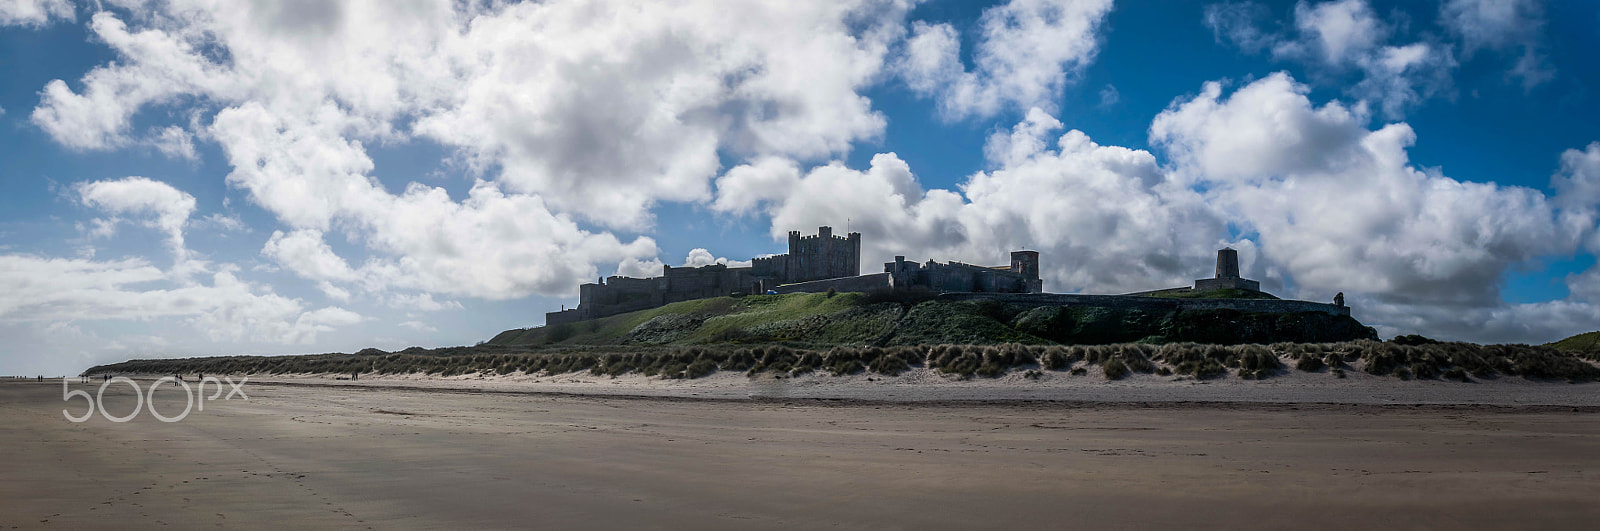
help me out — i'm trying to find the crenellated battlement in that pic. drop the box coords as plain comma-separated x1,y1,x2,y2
882,253,1042,294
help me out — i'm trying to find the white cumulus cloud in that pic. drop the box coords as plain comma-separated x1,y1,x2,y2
1552,143,1600,210
1280,0,1385,65
719,72,1600,344
721,108,1221,295
1153,72,1581,307
900,0,1113,120
3,173,364,363
1440,0,1552,89
1205,0,1455,118
217,102,660,300
387,293,463,312
0,0,72,27
261,229,358,283
32,0,923,302
398,320,437,333
75,176,197,260
682,248,752,269
0,255,360,344
149,125,198,160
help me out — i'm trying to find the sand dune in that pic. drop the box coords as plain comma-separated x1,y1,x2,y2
245,366,1600,407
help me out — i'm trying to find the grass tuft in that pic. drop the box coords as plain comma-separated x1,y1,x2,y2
1103,358,1130,380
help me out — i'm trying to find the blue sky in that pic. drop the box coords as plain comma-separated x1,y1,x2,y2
2,0,1599,375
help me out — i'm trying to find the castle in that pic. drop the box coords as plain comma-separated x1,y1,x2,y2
542,227,1348,326
545,227,1043,325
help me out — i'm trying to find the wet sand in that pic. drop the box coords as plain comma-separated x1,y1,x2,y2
4,379,1599,529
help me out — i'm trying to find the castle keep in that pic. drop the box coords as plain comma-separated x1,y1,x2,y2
751,227,862,285
545,227,1042,325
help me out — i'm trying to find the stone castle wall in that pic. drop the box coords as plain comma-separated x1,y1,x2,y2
1194,277,1261,292
886,251,1042,294
546,227,860,324
770,273,892,294
936,292,1350,317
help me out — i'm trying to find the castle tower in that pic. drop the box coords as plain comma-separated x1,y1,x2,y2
1010,250,1039,279
1010,250,1043,293
845,230,861,276
1196,247,1258,292
775,226,862,284
818,226,833,281
1215,248,1241,278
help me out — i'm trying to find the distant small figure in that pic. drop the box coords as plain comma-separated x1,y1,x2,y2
352,370,359,380
1334,292,1345,307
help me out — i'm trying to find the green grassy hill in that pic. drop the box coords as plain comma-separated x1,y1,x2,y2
1549,331,1600,359
488,293,903,346
487,291,1376,349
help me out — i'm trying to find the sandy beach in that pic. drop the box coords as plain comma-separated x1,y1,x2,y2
4,376,1599,529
